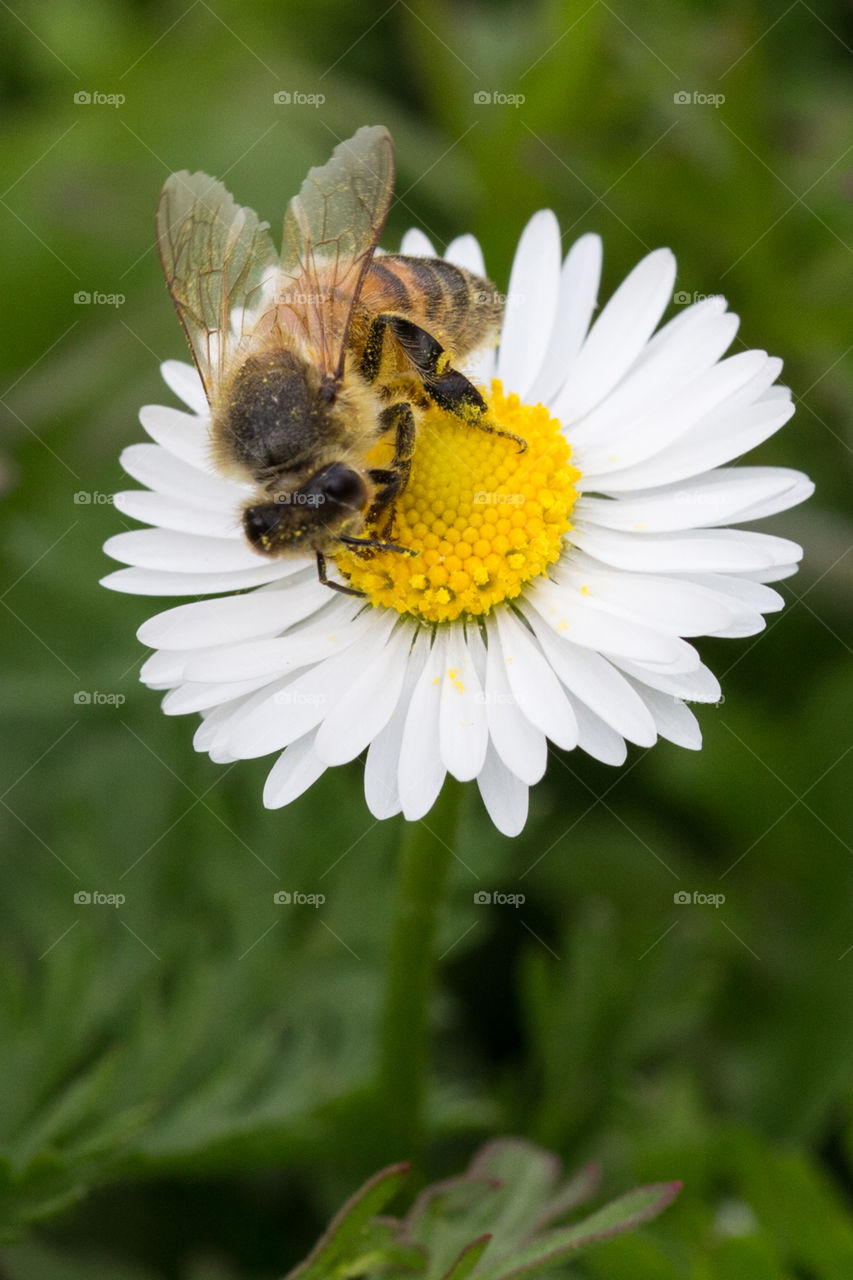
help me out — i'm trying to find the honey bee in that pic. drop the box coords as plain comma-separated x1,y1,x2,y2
156,125,519,594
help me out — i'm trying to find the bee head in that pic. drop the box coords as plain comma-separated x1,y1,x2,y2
243,463,369,557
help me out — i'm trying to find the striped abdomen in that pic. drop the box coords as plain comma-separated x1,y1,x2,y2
359,254,503,359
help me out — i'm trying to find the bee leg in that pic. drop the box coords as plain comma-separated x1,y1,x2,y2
380,314,527,452
338,534,418,559
367,402,416,534
315,551,365,597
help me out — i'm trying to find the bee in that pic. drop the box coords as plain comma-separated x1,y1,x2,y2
156,125,520,595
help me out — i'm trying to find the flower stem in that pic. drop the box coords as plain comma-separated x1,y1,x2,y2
380,777,465,1162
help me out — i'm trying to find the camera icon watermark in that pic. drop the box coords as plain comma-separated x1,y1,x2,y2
73,490,114,504
273,689,326,706
674,890,726,908
273,492,325,506
273,890,326,907
73,690,126,707
473,691,515,706
73,90,125,107
473,492,525,506
273,90,325,107
474,889,526,907
473,90,525,107
74,889,126,906
673,90,725,108
673,290,725,306
73,290,125,307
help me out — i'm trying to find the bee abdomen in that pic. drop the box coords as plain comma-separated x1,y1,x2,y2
365,255,503,357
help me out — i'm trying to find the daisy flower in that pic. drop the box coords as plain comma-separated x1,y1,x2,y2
103,214,812,836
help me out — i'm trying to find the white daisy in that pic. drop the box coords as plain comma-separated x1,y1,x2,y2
103,214,813,836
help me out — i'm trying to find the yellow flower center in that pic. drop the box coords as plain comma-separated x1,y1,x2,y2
335,380,580,624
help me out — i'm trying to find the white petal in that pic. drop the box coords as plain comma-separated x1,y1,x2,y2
120,442,245,506
682,573,784,614
263,729,328,808
482,622,548,785
162,674,277,715
104,528,261,573
399,228,436,257
575,349,769,475
136,573,327,649
222,623,394,760
438,623,489,782
101,564,292,595
528,576,697,669
528,233,602,406
611,656,721,704
621,678,702,749
553,248,676,424
567,302,738,450
525,613,657,746
496,210,562,397
571,523,803,574
445,233,486,276
364,633,429,820
139,649,186,688
573,700,627,766
589,394,795,492
114,490,242,538
315,622,414,765
577,467,813,533
490,609,578,750
160,360,209,415
138,405,215,472
476,742,529,837
398,632,447,821
550,551,760,636
183,596,367,681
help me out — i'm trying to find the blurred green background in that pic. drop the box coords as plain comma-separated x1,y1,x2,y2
2,0,853,1275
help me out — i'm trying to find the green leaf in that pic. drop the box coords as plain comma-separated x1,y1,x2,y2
439,1235,492,1280
475,1181,682,1280
286,1163,418,1280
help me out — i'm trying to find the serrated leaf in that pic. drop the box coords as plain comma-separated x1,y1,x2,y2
439,1234,492,1280
286,1163,414,1280
474,1181,682,1280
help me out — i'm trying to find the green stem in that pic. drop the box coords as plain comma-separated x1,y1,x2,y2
380,777,465,1162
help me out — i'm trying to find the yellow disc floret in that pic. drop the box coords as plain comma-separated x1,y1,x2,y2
335,380,580,624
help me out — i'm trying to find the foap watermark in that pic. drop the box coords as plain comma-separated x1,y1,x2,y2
473,492,525,506
73,90,125,108
273,890,325,907
74,291,126,307
273,492,325,506
473,288,511,306
273,689,326,706
675,490,728,508
474,890,526,907
73,690,126,707
74,890,126,907
474,90,525,108
674,890,726,909
474,691,515,706
673,290,725,306
74,490,114,505
276,290,332,306
273,90,325,107
673,90,725,108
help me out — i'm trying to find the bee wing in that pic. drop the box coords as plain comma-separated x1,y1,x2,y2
277,126,395,380
156,171,278,407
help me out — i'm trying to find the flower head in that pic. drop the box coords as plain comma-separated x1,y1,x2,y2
103,213,812,835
